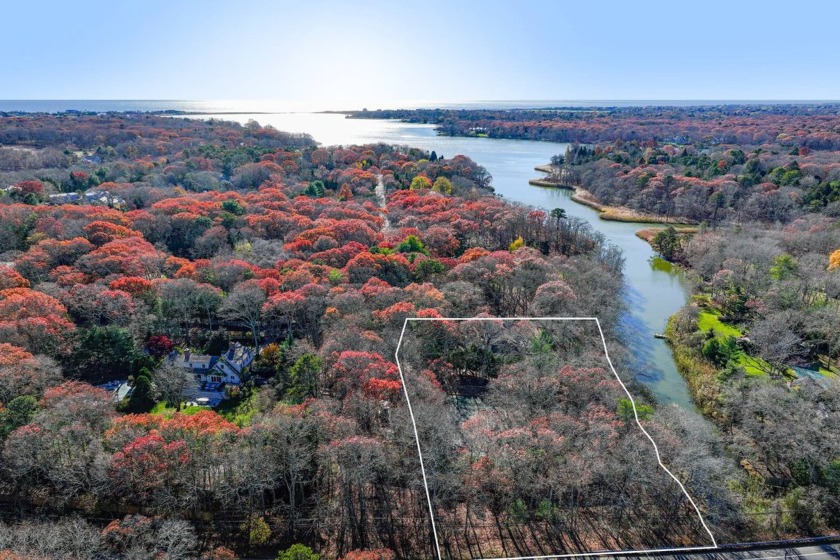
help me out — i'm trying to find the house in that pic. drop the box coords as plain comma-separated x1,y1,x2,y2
48,192,81,204
219,342,256,380
84,189,126,207
97,379,133,402
47,190,126,207
169,350,219,378
168,342,255,386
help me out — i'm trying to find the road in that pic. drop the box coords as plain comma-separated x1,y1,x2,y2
608,543,840,560
375,173,392,232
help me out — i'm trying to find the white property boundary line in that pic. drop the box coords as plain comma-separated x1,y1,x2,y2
394,316,719,560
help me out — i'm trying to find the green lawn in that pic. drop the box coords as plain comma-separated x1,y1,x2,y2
697,311,773,376
697,311,743,338
150,402,206,416
696,310,834,380
734,353,772,377
820,368,838,379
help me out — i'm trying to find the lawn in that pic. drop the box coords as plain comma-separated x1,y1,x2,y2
697,314,837,380
697,311,743,338
820,367,838,379
734,353,772,377
697,311,774,377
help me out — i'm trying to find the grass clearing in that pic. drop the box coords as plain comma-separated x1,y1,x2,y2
697,311,742,338
150,402,207,416
820,368,837,379
216,390,259,426
734,353,771,377
696,311,770,377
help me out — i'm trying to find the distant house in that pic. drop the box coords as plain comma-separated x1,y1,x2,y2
168,342,255,386
97,379,133,402
84,189,126,207
47,189,126,207
48,192,81,204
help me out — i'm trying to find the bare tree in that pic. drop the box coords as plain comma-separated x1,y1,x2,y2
153,362,197,409
750,311,804,377
220,281,267,351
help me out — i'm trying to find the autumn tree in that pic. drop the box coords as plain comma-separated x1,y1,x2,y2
0,343,61,403
0,288,76,355
220,280,267,350
830,248,840,270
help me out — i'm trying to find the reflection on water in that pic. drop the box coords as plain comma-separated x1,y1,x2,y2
651,256,680,274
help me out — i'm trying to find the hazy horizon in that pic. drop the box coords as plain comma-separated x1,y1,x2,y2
4,0,840,102
1,98,839,116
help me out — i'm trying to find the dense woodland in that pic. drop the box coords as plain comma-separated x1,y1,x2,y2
350,105,840,149
1,110,840,559
398,320,719,558
0,113,643,559
538,109,840,539
556,140,840,224
663,218,840,536
356,104,840,546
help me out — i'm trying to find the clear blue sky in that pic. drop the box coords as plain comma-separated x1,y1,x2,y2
3,0,839,102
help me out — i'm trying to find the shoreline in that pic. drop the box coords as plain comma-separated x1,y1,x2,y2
635,226,699,244
531,165,697,226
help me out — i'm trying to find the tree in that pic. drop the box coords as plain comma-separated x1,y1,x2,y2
220,281,266,350
158,278,224,333
395,234,427,255
829,248,840,270
409,175,432,190
550,207,567,220
243,515,272,546
770,253,799,281
285,353,323,402
75,236,163,279
0,343,61,403
67,326,140,384
651,226,683,261
413,258,446,282
109,434,191,509
750,311,803,377
0,288,76,355
125,373,156,413
509,236,525,251
153,362,196,409
277,544,319,560
63,284,135,327
146,335,175,360
222,199,246,215
617,397,653,422
0,395,38,439
432,176,452,194
100,515,198,559
337,183,353,200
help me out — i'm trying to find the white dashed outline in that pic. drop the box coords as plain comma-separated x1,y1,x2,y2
394,316,718,560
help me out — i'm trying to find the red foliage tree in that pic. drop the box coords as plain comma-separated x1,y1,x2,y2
146,335,174,359
0,288,75,355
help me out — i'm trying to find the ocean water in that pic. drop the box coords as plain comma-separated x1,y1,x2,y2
1,98,835,114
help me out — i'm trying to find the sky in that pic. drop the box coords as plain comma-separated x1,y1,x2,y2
2,0,839,103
